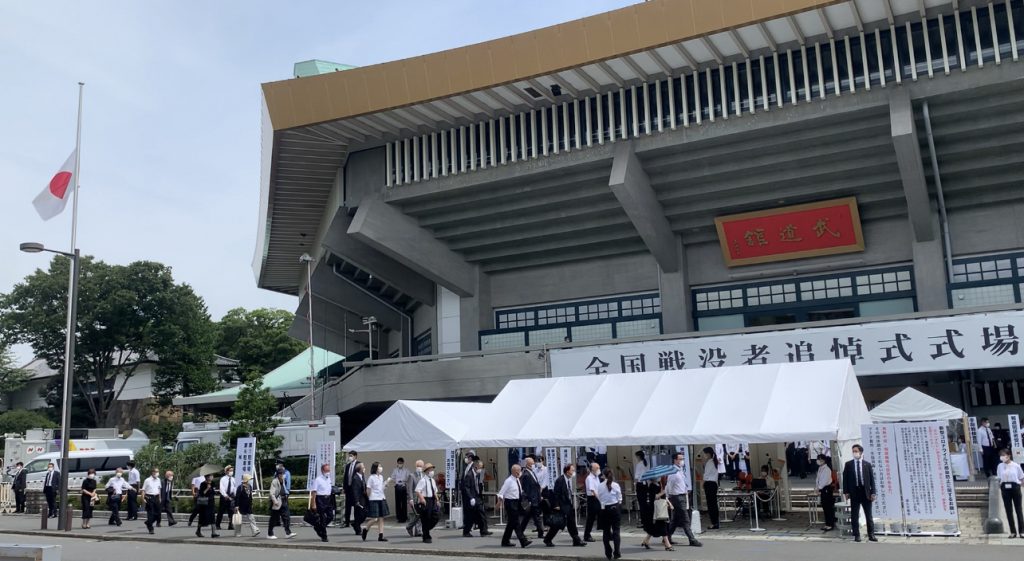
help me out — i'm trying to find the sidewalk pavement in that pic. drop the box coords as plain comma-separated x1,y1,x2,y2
0,513,1020,561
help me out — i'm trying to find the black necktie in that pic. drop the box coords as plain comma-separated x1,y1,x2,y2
856,461,862,486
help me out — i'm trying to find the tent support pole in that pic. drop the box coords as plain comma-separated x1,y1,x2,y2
962,414,976,481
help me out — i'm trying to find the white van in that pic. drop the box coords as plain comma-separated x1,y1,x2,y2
23,449,135,491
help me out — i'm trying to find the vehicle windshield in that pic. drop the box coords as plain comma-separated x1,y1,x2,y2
25,459,55,473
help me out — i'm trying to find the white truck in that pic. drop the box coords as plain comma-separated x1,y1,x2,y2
2,427,149,477
174,415,340,458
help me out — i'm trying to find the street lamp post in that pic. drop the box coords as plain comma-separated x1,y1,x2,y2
19,242,79,531
299,253,316,420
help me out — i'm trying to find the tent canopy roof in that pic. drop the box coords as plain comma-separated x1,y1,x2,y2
344,400,490,452
869,387,966,422
344,361,871,452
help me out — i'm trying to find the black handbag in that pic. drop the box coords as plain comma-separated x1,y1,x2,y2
545,511,566,530
519,497,532,512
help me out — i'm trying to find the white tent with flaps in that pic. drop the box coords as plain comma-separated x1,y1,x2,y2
868,387,966,423
344,400,489,452
459,360,871,448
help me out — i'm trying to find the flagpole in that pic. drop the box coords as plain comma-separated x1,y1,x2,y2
56,82,83,531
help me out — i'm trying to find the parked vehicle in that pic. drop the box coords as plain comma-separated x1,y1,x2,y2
22,449,136,490
3,428,149,477
174,415,340,458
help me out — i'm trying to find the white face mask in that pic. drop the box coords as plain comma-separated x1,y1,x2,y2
852,452,862,460
88,474,96,480
416,467,423,474
1002,456,1012,463
47,467,53,472
817,460,825,466
426,470,435,478
115,473,123,479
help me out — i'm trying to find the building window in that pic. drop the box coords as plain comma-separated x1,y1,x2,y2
571,323,614,341
948,251,1024,309
480,331,526,350
413,330,432,356
693,266,916,329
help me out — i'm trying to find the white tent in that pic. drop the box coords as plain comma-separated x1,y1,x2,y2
344,400,490,452
461,360,871,448
869,387,966,422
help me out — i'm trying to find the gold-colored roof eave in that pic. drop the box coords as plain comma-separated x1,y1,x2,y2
261,0,844,132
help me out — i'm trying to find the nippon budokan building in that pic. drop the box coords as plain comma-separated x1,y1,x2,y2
254,0,1024,438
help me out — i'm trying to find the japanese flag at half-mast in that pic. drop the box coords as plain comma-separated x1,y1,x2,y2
32,150,76,220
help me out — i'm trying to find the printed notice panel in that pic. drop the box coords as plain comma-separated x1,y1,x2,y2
861,424,900,521
715,197,864,266
894,423,957,522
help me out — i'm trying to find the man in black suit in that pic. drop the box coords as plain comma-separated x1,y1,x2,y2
519,456,544,538
43,462,60,518
842,444,877,542
158,470,177,526
342,451,358,527
544,463,586,547
461,458,490,537
12,462,27,514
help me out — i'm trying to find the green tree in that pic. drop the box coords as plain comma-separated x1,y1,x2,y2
0,256,217,427
0,343,31,402
133,441,221,484
221,373,283,464
0,410,56,435
215,307,305,380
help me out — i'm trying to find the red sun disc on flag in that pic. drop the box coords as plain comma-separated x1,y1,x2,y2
49,171,72,199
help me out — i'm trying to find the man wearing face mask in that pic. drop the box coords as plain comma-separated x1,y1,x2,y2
583,462,602,542
665,452,702,548
343,451,359,527
815,454,836,532
997,449,1024,538
461,457,490,537
126,461,141,521
159,470,177,527
979,418,998,477
216,466,236,531
415,463,441,543
842,444,877,542
43,462,60,518
496,464,531,548
405,460,424,537
391,457,409,524
106,468,131,526
12,462,27,514
142,468,163,534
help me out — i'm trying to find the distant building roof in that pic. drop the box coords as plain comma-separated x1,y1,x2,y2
293,59,357,78
173,347,345,407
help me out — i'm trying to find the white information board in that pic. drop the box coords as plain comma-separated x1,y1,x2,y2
306,454,317,491
235,437,257,491
444,449,457,491
861,425,901,522
545,447,558,485
894,423,957,522
560,447,573,474
1009,414,1024,463
317,440,337,484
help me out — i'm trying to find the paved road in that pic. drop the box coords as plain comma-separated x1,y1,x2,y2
0,515,1020,561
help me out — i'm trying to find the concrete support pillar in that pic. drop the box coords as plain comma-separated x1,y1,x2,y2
658,236,693,334
459,268,492,352
912,229,950,311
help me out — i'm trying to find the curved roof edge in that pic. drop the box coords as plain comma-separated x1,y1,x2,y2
261,0,842,131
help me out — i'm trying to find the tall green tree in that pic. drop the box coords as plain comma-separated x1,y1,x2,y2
0,256,217,427
215,307,305,380
221,373,283,464
0,343,31,398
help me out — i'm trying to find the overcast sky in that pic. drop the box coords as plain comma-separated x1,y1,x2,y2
0,0,637,362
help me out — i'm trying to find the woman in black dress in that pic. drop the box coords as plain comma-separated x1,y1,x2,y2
640,480,672,550
196,473,219,538
80,468,98,529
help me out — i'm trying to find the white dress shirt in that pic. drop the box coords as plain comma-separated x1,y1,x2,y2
634,461,648,482
496,475,522,500
191,475,204,490
665,466,690,495
998,461,1024,484
127,468,141,486
714,444,727,474
979,426,996,447
107,476,130,495
312,473,333,496
415,476,437,498
142,475,162,495
391,466,409,486
815,464,833,491
534,464,550,490
703,459,719,483
585,472,601,496
219,474,235,498
367,473,386,500
596,482,622,506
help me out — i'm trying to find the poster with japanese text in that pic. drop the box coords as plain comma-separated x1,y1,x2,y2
444,448,457,492
545,447,558,486
893,422,957,522
235,436,257,491
550,310,1024,377
306,453,317,491
860,424,900,522
317,440,337,485
1009,415,1024,463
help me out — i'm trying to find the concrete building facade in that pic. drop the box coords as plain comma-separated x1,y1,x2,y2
254,0,1024,437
